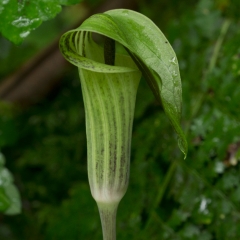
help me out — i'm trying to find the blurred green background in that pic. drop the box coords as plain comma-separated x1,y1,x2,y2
0,0,240,239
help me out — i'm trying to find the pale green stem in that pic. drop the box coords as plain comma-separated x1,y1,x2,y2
97,202,118,240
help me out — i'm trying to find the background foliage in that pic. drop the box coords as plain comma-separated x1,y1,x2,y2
0,0,82,44
0,0,240,239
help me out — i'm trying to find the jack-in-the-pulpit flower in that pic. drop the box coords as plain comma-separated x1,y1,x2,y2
59,9,187,240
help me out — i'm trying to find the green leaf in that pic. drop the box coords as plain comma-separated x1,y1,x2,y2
59,9,187,157
2,184,21,215
0,0,82,44
0,187,11,212
0,153,21,215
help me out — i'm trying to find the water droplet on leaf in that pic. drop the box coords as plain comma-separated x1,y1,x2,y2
12,17,31,27
172,70,178,77
20,31,30,38
169,56,177,65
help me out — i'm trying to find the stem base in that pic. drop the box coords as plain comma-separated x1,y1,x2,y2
97,202,119,240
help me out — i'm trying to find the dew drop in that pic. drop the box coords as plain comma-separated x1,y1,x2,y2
12,17,31,27
169,56,177,65
20,31,30,38
172,70,178,77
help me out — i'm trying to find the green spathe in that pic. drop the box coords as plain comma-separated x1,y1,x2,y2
59,8,187,240
60,9,187,157
81,69,140,204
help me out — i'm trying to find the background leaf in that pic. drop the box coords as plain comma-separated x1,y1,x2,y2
0,153,21,215
0,0,82,44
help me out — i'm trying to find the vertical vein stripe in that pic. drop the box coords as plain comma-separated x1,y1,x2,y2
94,74,110,198
108,76,121,193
